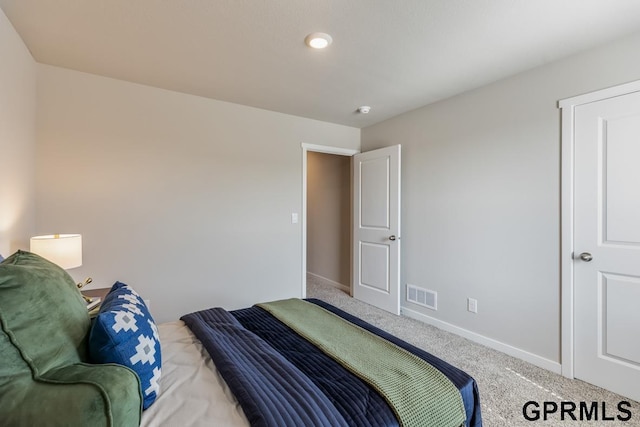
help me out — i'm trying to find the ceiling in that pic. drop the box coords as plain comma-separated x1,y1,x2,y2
2,1,640,128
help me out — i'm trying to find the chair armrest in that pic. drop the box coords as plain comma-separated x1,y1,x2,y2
1,363,142,427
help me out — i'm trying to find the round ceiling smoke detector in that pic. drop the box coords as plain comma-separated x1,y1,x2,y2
357,106,371,114
305,32,333,49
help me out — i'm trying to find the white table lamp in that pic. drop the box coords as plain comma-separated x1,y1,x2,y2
30,234,93,300
30,234,82,269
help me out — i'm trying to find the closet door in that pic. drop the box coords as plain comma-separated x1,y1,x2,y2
573,89,640,402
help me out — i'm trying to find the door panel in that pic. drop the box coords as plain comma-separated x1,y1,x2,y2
360,242,390,292
353,145,400,315
602,273,640,366
360,157,390,228
604,114,640,243
574,91,640,401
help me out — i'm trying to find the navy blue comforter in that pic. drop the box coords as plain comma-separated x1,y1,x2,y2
181,299,482,427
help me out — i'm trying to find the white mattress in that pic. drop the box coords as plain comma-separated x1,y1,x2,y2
140,321,249,427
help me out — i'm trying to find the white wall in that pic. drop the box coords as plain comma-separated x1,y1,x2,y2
307,152,351,287
361,31,640,367
0,8,36,256
36,65,360,322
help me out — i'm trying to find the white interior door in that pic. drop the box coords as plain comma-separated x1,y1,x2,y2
352,145,401,315
574,90,640,401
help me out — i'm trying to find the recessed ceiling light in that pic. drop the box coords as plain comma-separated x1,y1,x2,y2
305,32,333,49
357,106,371,114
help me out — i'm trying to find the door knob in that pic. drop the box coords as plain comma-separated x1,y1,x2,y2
389,235,397,241
579,252,593,262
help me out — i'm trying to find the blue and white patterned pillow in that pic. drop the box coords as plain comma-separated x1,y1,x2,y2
88,281,161,410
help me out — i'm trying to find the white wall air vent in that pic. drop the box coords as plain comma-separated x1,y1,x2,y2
406,284,437,310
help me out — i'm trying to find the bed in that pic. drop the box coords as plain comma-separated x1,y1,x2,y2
0,250,482,427
142,299,482,427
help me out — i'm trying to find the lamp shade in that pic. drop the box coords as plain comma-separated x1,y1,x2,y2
30,234,82,269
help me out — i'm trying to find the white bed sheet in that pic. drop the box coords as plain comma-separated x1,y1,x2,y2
140,321,249,427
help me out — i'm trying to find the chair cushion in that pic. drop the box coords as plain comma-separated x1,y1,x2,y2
89,281,162,409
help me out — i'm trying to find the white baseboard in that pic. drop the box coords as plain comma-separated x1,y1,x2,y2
307,272,350,294
401,306,562,374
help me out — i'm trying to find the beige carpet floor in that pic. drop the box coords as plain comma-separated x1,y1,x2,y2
306,277,640,426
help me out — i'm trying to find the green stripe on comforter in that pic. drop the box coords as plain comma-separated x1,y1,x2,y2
257,299,466,427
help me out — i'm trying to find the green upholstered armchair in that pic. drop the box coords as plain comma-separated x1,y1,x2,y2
0,251,141,426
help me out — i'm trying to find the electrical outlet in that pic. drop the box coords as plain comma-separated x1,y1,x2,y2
467,298,478,313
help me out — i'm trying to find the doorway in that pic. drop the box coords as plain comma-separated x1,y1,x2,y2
301,143,358,298
306,151,352,293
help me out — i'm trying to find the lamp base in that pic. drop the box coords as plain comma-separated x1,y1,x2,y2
76,277,93,289
77,277,94,303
